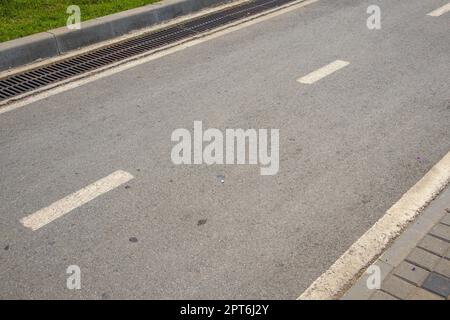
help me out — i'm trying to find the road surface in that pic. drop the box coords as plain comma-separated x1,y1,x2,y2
0,0,449,299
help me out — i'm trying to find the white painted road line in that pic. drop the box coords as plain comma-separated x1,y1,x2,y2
427,3,450,16
297,60,350,84
298,151,450,300
20,170,134,231
0,0,319,116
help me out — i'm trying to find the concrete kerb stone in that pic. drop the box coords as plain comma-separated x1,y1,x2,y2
0,32,59,71
0,0,231,71
48,19,116,54
341,183,450,299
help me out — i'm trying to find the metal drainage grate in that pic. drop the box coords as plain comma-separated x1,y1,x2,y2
0,0,296,101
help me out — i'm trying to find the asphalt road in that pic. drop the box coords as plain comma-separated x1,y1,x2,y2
0,0,449,299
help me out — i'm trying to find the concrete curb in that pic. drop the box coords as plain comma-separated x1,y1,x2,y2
299,151,450,300
0,0,230,72
342,183,450,300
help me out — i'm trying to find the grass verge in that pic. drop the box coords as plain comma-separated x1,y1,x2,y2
0,0,160,42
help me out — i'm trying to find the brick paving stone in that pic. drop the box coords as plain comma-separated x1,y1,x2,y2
341,260,393,300
408,287,444,300
343,190,450,300
379,229,423,267
393,261,429,286
381,274,416,299
369,291,398,300
421,272,450,297
429,223,450,241
446,248,450,260
406,247,440,270
440,213,450,226
418,235,449,256
433,258,450,278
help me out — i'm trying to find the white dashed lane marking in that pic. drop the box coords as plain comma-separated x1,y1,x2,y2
20,170,134,231
0,0,320,116
297,60,350,84
427,3,450,16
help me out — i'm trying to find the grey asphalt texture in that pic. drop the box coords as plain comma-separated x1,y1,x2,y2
0,0,449,299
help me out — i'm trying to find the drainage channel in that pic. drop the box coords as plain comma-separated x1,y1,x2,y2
0,0,297,102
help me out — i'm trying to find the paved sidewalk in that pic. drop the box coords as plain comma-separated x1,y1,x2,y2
343,185,450,300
